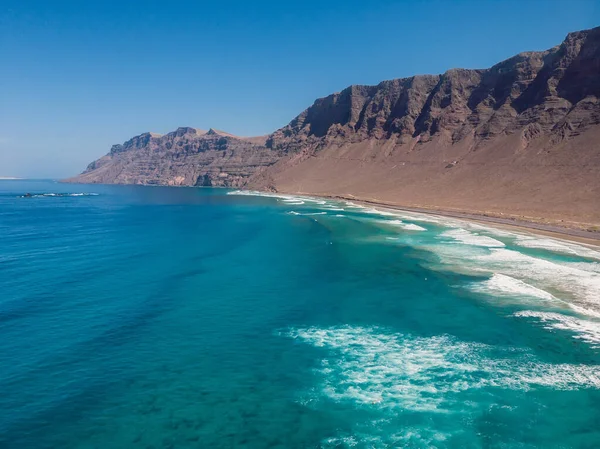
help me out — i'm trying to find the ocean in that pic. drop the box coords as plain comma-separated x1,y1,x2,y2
1,179,599,448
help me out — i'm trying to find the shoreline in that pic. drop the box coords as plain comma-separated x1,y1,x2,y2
301,193,600,247
61,181,600,247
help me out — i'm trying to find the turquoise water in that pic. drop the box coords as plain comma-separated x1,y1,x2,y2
1,180,600,448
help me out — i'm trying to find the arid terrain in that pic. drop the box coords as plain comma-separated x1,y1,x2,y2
67,27,600,230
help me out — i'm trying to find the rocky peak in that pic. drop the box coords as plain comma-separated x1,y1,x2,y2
266,26,600,153
168,127,207,138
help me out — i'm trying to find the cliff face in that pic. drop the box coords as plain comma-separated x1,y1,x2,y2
248,27,600,225
264,27,600,153
69,27,600,225
66,128,278,187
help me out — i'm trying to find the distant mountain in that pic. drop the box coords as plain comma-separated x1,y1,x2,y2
67,27,600,226
66,128,276,187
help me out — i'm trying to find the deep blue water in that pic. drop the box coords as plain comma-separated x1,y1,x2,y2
1,180,600,448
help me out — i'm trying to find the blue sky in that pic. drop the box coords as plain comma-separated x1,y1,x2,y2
1,0,598,178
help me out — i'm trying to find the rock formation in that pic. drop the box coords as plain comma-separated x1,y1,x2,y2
68,26,600,225
67,128,278,187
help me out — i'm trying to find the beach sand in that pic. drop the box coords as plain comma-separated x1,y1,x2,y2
313,194,600,247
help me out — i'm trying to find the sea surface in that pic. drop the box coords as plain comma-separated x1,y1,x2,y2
1,179,600,449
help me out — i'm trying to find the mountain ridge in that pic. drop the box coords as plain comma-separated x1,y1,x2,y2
66,26,600,226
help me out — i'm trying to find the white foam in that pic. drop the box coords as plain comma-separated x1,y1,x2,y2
361,207,400,217
321,427,449,448
286,326,600,414
378,219,427,232
23,193,99,198
228,190,318,204
515,311,600,347
513,235,600,261
344,201,362,208
471,274,554,301
441,229,505,248
565,262,600,274
401,215,445,225
420,237,600,312
403,223,427,231
464,223,518,238
288,211,327,216
227,189,282,197
476,249,600,305
469,274,600,319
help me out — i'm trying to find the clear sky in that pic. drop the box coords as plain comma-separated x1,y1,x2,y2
1,0,598,178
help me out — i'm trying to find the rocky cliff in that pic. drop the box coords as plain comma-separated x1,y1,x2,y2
68,26,600,226
250,26,600,226
66,128,278,187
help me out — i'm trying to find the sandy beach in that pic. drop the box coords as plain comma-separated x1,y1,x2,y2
306,193,600,248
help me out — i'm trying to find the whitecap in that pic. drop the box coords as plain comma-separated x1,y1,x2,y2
21,192,99,198
321,427,449,448
468,273,600,319
285,326,600,413
228,190,309,202
403,223,427,231
515,311,600,347
377,219,427,232
287,211,326,216
470,273,554,301
512,235,600,261
441,229,505,248
361,208,400,217
426,243,600,311
476,249,600,305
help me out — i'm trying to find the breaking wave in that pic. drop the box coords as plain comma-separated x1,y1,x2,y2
469,274,600,319
470,273,555,301
514,311,600,348
378,219,427,232
441,229,505,248
19,193,99,198
287,211,326,216
421,237,600,315
286,326,600,413
513,235,600,260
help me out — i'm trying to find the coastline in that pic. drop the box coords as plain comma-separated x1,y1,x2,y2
62,181,600,247
282,192,600,247
348,199,600,247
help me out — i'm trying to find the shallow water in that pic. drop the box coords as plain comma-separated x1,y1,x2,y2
1,181,599,448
